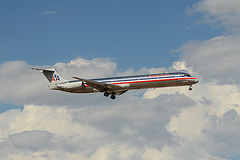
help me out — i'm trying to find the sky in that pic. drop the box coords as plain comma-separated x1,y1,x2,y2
1,0,240,160
1,0,221,69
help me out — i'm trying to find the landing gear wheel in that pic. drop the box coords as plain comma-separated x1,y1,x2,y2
104,92,109,97
189,85,193,91
110,94,116,100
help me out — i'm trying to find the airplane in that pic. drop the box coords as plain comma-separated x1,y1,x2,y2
32,68,199,99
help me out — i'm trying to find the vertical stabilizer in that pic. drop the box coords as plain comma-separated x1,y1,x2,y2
31,68,67,84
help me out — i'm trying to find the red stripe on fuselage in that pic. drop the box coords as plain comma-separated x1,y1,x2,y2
83,77,197,88
109,77,197,85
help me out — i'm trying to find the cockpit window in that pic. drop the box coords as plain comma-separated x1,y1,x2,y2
184,74,191,77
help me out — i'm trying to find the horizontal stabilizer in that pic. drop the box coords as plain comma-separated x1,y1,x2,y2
31,68,55,72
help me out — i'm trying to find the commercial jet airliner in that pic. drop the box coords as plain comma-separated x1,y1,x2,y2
32,68,199,99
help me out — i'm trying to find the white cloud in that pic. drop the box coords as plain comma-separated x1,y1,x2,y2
144,81,240,115
143,75,240,159
142,147,174,160
0,58,118,106
165,107,240,159
0,73,194,160
143,34,240,160
0,103,173,159
0,61,45,104
1,55,240,159
4,105,107,140
162,2,240,156
172,61,192,73
189,0,240,32
54,57,117,79
176,35,240,84
9,130,53,150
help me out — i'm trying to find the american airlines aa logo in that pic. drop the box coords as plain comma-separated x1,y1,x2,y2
51,74,60,82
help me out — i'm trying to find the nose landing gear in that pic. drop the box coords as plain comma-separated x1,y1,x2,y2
189,85,193,91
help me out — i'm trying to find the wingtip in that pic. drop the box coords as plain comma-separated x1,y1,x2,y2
30,68,56,71
30,67,38,70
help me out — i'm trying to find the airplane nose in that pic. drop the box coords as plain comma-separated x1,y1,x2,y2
195,79,199,83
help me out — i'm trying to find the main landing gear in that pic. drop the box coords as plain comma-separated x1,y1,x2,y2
104,92,116,100
110,94,116,100
104,92,109,97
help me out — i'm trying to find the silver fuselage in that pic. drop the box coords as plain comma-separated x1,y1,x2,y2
49,72,199,93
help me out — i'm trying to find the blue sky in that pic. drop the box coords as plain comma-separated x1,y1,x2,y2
1,0,240,160
1,0,222,69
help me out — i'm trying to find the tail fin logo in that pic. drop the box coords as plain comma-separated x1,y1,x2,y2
51,75,60,82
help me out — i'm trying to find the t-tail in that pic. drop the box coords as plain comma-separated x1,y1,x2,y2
31,68,67,85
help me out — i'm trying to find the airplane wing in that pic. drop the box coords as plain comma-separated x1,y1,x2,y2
72,77,127,94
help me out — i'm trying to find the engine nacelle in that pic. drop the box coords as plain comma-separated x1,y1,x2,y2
58,81,83,89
